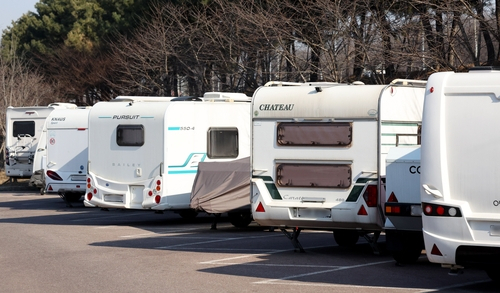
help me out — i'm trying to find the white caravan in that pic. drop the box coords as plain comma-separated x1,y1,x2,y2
251,80,426,251
384,145,423,263
40,107,91,202
420,67,500,281
85,94,251,218
4,103,76,179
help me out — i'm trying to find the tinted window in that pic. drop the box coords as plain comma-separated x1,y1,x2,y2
117,125,144,146
13,121,35,137
277,122,352,146
276,163,351,188
207,127,238,158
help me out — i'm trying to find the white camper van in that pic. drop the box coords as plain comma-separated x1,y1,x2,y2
250,80,426,251
420,67,500,281
85,94,251,217
40,107,91,201
4,103,77,179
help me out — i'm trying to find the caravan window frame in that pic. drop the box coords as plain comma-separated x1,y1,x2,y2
12,121,35,137
276,163,352,188
116,124,144,147
207,127,239,159
277,122,352,146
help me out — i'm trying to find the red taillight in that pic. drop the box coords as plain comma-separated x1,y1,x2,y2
385,205,401,214
357,205,368,215
87,177,91,183
93,189,97,194
155,195,161,204
48,185,53,191
422,202,462,217
431,244,442,256
255,202,265,212
387,192,398,203
363,185,377,207
155,180,161,191
87,193,93,200
430,87,434,93
148,190,153,196
46,170,63,181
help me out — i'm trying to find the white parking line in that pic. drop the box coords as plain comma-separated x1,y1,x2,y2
156,233,282,249
415,279,491,293
254,260,393,284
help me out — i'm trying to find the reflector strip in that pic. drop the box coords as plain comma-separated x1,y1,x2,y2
431,244,442,256
357,205,368,215
256,202,265,212
387,192,398,202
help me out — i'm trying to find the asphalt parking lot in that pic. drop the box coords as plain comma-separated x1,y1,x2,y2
0,191,497,293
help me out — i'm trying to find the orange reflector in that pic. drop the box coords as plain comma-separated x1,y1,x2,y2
431,244,442,256
155,186,161,191
255,202,265,212
357,205,368,215
387,192,398,202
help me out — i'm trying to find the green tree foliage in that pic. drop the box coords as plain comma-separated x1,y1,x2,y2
1,0,149,57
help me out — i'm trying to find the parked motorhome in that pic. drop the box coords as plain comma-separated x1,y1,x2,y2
4,103,77,179
250,80,426,251
85,93,251,219
420,67,500,281
38,107,91,202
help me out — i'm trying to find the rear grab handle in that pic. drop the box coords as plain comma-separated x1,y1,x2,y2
422,184,443,198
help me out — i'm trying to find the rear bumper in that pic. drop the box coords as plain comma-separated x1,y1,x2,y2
251,178,382,231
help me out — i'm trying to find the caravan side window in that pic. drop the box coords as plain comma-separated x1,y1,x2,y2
277,122,352,146
116,125,144,146
276,163,351,188
13,121,35,137
207,127,238,158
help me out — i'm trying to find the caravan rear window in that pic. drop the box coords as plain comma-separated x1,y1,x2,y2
207,127,238,158
116,125,144,146
277,122,352,146
276,163,351,188
13,121,35,137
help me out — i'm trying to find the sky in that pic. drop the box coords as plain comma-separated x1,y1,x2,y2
0,0,39,34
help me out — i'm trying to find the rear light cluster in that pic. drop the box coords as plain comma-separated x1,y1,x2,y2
148,179,162,204
5,149,9,166
363,185,378,207
86,177,97,201
46,170,63,181
422,202,462,217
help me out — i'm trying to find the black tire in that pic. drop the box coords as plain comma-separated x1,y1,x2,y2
40,188,45,195
228,211,252,228
178,209,199,219
392,246,423,264
64,192,82,202
486,269,500,283
333,230,359,247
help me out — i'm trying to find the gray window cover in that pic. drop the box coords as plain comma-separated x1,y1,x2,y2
190,157,250,213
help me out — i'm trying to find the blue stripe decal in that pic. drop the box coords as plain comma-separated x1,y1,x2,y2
141,116,154,118
167,153,207,175
168,127,181,131
99,116,112,119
